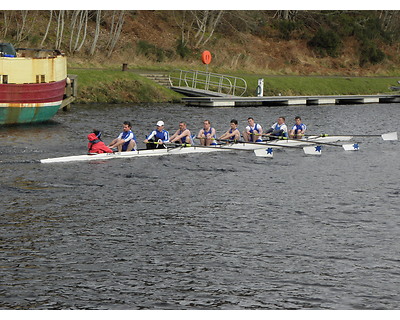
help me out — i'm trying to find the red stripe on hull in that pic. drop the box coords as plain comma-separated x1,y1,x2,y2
0,79,66,103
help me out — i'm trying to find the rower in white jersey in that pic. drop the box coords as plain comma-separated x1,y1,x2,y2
242,117,263,142
197,120,217,146
265,116,288,139
144,120,169,149
170,121,193,145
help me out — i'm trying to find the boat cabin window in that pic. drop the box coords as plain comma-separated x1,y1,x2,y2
2,75,8,84
36,75,46,83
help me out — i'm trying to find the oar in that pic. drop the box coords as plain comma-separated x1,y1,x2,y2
267,143,323,155
170,143,258,152
216,138,322,156
252,143,322,156
254,145,322,157
164,142,192,148
261,134,360,151
195,137,228,147
311,132,397,141
253,147,274,158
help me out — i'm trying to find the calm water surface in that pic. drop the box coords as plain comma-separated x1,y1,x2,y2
0,103,399,309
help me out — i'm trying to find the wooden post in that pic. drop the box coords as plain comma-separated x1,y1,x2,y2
122,63,128,71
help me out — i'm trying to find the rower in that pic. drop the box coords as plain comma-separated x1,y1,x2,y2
219,119,241,142
170,121,193,146
289,116,307,139
144,120,169,149
242,117,263,142
108,121,137,152
265,116,288,139
197,120,217,146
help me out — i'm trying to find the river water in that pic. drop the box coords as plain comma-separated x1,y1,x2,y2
1,102,399,310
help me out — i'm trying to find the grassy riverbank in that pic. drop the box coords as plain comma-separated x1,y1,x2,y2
242,75,398,96
69,68,182,104
70,68,399,104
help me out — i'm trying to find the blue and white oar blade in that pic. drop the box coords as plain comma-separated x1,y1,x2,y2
254,148,273,158
381,132,398,141
343,143,360,151
303,145,322,155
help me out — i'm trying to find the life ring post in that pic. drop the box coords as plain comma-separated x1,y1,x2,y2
201,50,212,73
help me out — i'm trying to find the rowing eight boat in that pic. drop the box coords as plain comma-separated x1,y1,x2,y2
40,145,233,163
40,135,354,164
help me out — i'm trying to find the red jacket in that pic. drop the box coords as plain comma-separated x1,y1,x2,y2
87,133,113,154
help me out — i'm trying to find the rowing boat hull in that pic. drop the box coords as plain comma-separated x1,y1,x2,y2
40,146,230,163
40,136,353,163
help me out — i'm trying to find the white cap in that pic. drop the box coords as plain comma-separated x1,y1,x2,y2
156,121,164,126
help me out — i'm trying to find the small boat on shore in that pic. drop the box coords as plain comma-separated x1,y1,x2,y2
0,43,68,125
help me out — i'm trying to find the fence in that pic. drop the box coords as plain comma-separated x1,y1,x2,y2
168,69,247,97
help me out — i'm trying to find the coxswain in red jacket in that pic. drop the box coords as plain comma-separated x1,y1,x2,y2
87,133,113,154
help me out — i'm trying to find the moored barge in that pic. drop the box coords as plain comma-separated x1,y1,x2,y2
0,43,68,125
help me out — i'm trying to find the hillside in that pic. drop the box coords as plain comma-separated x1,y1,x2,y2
115,11,400,76
2,10,400,76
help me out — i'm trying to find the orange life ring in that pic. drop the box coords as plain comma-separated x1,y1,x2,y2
201,51,212,65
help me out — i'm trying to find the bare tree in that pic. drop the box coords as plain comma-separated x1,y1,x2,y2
2,11,13,38
379,10,400,32
69,10,80,51
13,11,38,44
15,10,29,43
55,10,65,50
191,10,224,48
201,10,223,47
89,10,102,56
274,10,298,21
41,10,53,47
173,10,194,47
68,10,89,53
106,10,125,57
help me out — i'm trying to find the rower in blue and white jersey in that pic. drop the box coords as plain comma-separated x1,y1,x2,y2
265,116,288,139
197,120,217,146
219,119,241,142
289,116,307,139
170,121,193,145
144,120,169,149
108,121,137,152
243,117,263,142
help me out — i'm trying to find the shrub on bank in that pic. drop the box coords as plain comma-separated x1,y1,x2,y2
359,42,386,67
308,28,342,58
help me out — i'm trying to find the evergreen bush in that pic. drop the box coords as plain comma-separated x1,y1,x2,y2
359,41,385,66
308,28,342,57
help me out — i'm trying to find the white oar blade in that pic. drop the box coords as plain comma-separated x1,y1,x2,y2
254,148,274,158
381,132,398,141
303,145,322,155
342,143,360,151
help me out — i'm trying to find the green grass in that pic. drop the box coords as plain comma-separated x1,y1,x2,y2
239,75,397,96
69,68,182,103
68,68,398,103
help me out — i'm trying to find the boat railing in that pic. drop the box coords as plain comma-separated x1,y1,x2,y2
168,69,247,96
14,47,63,58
